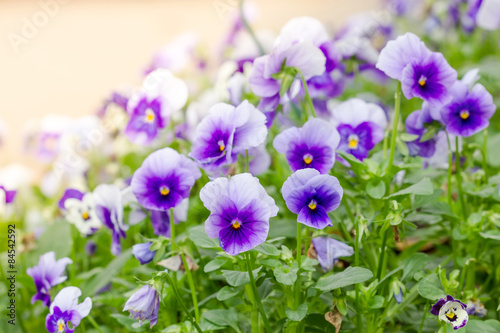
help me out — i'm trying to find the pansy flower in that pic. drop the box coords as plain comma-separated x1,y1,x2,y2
125,69,188,145
282,169,343,229
330,98,388,161
405,104,438,158
273,118,340,174
430,295,468,330
59,189,102,235
200,173,278,256
132,242,157,265
27,252,72,307
376,32,457,106
123,285,160,328
93,184,128,256
440,79,496,137
132,148,201,211
45,287,92,333
189,100,268,171
311,236,353,271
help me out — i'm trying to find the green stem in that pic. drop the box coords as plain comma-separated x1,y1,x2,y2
245,150,250,173
387,82,401,174
383,131,389,159
483,129,488,182
297,69,316,118
443,322,448,333
87,315,104,333
445,132,453,208
246,252,272,332
180,253,200,323
294,223,302,309
170,208,176,247
238,0,264,55
165,273,203,333
455,136,467,221
376,228,389,281
354,218,363,333
418,303,429,333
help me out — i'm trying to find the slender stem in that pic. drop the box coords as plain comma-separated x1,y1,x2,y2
354,218,363,333
483,129,488,182
383,131,389,159
165,273,203,333
245,150,250,173
87,315,104,333
297,69,316,118
418,303,429,333
443,322,448,333
387,82,401,174
238,0,264,55
246,252,272,332
180,253,200,323
294,223,302,309
170,208,176,247
376,228,389,281
455,136,467,221
445,132,453,208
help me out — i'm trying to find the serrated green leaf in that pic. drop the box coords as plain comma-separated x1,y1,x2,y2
386,178,434,198
366,179,386,199
217,286,241,301
222,267,262,287
417,273,446,301
204,257,227,273
274,264,298,285
188,226,220,249
315,267,373,291
255,243,281,256
286,304,308,321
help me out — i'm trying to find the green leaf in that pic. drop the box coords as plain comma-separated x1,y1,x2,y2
204,257,227,273
260,259,282,268
385,178,434,198
366,179,386,199
202,309,240,332
480,230,500,241
255,243,281,256
465,319,500,333
81,248,133,297
110,313,146,332
222,267,262,287
34,221,72,260
368,295,385,309
315,267,373,291
402,253,430,281
217,286,242,301
188,226,220,249
274,264,298,285
285,304,308,321
417,273,446,300
400,133,420,142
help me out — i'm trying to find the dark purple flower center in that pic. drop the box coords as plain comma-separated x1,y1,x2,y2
411,62,445,100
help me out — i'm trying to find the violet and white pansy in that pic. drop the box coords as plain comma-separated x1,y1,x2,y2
59,189,102,235
431,295,468,330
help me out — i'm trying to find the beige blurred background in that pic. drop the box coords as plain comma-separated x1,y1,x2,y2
0,0,379,172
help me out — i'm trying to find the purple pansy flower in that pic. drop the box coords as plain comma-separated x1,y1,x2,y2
125,69,188,145
248,17,328,124
93,184,128,256
431,295,468,330
0,186,16,204
59,189,102,235
123,285,160,328
477,0,500,30
45,287,92,333
273,118,340,174
282,169,343,229
330,98,388,161
376,33,457,106
440,80,496,137
466,299,487,317
27,252,72,307
405,104,438,158
150,198,188,237
132,242,157,265
200,173,278,256
311,236,353,271
132,148,201,211
189,100,268,171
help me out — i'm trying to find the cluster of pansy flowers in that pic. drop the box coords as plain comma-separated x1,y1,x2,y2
17,0,500,331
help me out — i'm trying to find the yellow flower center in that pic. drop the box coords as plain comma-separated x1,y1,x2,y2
219,145,225,152
232,220,241,230
446,311,457,321
58,322,64,332
144,109,155,123
82,212,89,220
418,79,426,87
217,140,225,152
303,153,313,165
348,134,359,149
160,186,170,196
460,110,470,120
308,200,317,210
